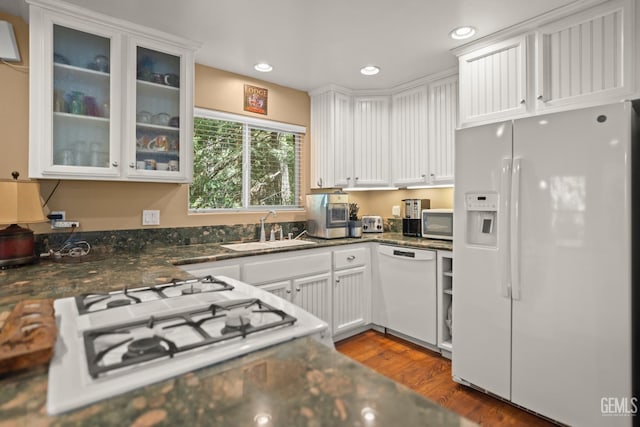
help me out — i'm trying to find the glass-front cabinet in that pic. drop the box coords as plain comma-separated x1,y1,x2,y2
28,1,196,182
126,40,189,180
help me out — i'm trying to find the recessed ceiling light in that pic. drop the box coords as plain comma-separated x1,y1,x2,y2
360,65,380,76
254,63,273,72
450,26,476,40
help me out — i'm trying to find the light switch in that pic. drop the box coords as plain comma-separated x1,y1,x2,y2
392,205,401,217
142,210,160,226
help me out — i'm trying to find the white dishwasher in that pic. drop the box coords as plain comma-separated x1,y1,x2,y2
375,245,437,345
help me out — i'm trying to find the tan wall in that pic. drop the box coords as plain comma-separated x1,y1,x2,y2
346,188,454,218
1,12,453,235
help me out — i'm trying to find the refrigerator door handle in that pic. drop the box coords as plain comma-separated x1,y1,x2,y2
500,158,512,298
510,158,522,300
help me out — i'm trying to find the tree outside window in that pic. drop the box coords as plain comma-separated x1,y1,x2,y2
190,111,303,211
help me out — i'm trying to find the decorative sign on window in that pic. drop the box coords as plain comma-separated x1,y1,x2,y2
244,84,268,115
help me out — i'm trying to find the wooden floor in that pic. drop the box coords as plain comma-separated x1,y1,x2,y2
336,330,556,427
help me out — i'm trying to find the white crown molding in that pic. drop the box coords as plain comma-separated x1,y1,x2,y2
308,66,459,98
450,0,607,56
26,0,202,50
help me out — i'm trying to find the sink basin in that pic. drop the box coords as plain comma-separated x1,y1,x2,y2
221,240,317,252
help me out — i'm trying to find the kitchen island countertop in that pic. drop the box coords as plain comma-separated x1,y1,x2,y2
0,233,464,426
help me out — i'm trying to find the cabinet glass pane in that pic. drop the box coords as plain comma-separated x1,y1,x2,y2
52,25,111,168
135,46,180,171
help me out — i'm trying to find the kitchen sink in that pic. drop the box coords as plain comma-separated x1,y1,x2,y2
221,240,317,252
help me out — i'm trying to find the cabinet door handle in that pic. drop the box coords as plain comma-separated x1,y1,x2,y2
347,255,356,261
112,161,119,167
317,177,323,187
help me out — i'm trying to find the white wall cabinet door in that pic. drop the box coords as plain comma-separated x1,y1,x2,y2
535,0,633,112
428,76,458,185
352,96,391,187
391,86,429,187
310,90,353,189
332,92,355,188
292,272,332,326
458,35,528,126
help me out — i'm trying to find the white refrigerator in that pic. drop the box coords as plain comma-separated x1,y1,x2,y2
452,102,635,427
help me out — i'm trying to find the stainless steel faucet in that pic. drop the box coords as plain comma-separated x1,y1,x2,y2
259,210,277,242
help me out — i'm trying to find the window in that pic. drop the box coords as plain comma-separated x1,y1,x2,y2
190,109,305,211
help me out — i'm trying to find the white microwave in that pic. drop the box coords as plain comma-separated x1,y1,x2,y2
421,209,453,240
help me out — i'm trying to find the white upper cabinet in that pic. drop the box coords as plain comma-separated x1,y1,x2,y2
332,92,355,188
309,89,353,189
535,0,633,111
428,75,458,185
456,0,634,127
458,35,528,125
391,86,429,187
28,0,197,182
352,96,391,187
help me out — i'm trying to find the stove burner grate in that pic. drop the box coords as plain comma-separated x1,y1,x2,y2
83,298,296,378
74,276,235,314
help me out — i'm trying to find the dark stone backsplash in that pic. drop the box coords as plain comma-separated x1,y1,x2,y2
34,221,307,255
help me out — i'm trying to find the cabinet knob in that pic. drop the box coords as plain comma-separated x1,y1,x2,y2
347,255,356,261
286,289,292,294
295,287,301,292
537,95,544,100
129,163,135,168
336,279,341,284
355,177,359,181
112,161,119,167
520,99,526,105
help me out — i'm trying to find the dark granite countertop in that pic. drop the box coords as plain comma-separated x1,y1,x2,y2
0,233,463,426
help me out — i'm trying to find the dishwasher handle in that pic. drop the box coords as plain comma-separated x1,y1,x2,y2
393,249,416,258
378,246,436,261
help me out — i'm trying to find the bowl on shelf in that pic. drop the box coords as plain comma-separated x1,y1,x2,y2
54,53,70,65
169,116,179,128
151,112,170,126
136,111,151,124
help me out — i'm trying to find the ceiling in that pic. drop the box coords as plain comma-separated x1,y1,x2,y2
2,0,582,92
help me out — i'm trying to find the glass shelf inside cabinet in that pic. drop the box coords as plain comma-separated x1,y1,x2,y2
52,25,111,168
135,46,181,172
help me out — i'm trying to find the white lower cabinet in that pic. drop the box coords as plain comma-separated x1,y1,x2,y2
332,246,371,340
179,259,241,280
242,250,333,327
180,242,452,350
436,250,454,357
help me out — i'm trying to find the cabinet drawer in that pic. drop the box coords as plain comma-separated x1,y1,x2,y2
243,252,331,284
333,247,369,270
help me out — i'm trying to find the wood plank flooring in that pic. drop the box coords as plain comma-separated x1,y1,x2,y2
335,330,556,427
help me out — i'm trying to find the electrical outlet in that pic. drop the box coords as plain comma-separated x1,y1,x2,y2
142,210,160,226
392,205,401,217
51,220,79,229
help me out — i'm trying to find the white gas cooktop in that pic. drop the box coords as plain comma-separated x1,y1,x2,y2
47,276,331,415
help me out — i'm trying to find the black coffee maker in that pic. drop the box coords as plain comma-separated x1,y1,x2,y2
402,198,430,237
